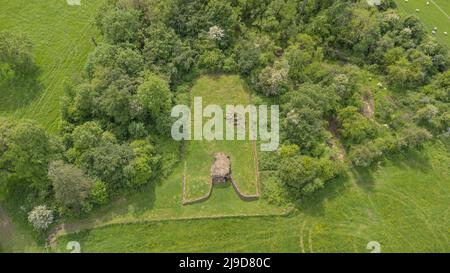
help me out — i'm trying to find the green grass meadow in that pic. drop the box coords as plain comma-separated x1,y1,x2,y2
0,0,105,132
1,1,449,253
395,0,450,48
0,0,104,252
57,141,450,252
184,75,259,199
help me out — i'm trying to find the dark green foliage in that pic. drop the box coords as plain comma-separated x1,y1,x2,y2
142,23,195,81
97,7,142,45
80,143,134,192
48,161,93,214
0,31,35,76
279,151,342,199
137,72,172,119
338,106,379,145
0,119,57,192
4,0,449,217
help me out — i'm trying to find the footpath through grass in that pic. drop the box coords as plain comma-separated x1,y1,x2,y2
0,0,104,132
184,75,259,200
57,141,450,252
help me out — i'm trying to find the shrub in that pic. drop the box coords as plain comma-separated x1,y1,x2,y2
0,31,35,76
28,205,54,230
48,161,93,214
89,180,108,205
255,61,289,96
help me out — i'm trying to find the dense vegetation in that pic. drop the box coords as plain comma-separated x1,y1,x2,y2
0,0,449,247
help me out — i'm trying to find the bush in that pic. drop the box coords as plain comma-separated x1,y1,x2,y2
89,180,108,205
48,161,93,214
97,7,141,44
137,72,172,119
254,61,289,96
196,49,224,72
0,31,35,76
128,122,148,139
28,205,54,230
262,175,289,205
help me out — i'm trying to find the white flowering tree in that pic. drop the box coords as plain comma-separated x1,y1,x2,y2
255,61,289,96
28,205,54,230
208,26,225,41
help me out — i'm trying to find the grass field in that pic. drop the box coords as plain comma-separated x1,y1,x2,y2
57,141,450,252
0,0,104,252
0,0,104,132
184,75,259,200
0,204,41,253
2,1,449,254
44,76,286,244
395,0,450,48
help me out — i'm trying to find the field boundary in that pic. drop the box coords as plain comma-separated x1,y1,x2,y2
52,206,294,248
182,140,261,205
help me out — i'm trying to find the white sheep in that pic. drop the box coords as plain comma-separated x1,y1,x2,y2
432,30,436,35
427,1,430,5
416,9,420,12
444,32,448,36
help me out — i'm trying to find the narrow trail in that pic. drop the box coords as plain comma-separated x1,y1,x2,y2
0,204,13,240
431,0,450,21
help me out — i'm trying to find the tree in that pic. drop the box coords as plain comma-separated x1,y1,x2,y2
236,33,276,76
99,84,133,126
80,143,134,192
208,26,225,41
89,180,108,205
97,7,142,44
143,23,182,67
348,143,383,167
284,34,324,84
137,72,172,119
255,60,289,96
126,140,160,188
71,121,104,153
283,107,326,152
115,47,144,76
0,119,55,191
28,205,54,230
338,106,379,144
402,16,425,45
85,45,143,79
0,31,34,76
168,0,238,42
142,23,195,82
197,48,224,72
48,161,93,213
279,155,319,198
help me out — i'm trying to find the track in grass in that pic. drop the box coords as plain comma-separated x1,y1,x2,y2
0,0,105,132
57,142,450,253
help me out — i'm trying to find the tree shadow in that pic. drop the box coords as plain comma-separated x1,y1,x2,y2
0,68,42,112
351,166,376,192
295,175,351,217
296,145,433,217
387,147,431,173
112,182,158,217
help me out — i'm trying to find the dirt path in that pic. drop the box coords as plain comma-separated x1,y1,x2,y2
327,115,346,161
0,203,13,251
361,91,375,119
